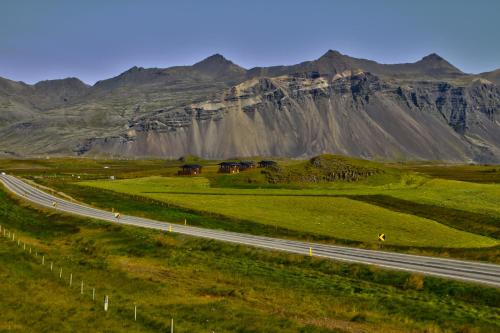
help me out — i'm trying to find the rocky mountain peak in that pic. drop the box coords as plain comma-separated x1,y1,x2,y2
194,54,243,70
196,53,228,64
421,53,444,61
319,49,344,59
193,54,246,81
416,53,463,74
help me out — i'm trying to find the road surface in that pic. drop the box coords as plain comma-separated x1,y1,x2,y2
1,173,499,287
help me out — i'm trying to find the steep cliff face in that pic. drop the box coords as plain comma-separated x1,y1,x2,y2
85,72,500,162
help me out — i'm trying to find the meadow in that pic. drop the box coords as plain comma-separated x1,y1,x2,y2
78,176,498,248
1,157,500,331
1,156,499,260
0,184,499,332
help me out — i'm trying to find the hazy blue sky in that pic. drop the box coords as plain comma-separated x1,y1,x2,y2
1,0,499,84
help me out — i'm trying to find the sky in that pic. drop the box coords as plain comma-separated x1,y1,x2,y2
1,0,499,85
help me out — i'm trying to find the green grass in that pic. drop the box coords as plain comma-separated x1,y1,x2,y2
0,187,499,332
31,178,500,263
401,164,500,184
345,194,500,238
79,176,498,248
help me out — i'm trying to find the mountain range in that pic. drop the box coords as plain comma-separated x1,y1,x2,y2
1,50,499,162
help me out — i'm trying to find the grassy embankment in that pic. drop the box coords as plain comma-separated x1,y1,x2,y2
1,185,499,332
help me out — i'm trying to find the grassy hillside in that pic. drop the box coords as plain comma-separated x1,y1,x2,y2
1,187,499,332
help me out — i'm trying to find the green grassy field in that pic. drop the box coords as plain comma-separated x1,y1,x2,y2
2,156,498,260
1,185,499,332
1,157,500,331
79,176,498,248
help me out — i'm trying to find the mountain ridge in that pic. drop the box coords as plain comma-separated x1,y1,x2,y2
2,50,490,87
0,50,499,162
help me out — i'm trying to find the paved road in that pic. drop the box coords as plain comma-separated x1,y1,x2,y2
1,173,500,287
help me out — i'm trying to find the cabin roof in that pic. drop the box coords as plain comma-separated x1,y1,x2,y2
181,164,202,169
218,162,240,166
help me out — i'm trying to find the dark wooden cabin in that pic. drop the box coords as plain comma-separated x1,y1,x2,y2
218,162,241,174
178,164,202,175
239,161,256,171
258,160,277,168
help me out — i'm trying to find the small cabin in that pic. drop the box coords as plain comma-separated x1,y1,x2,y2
218,162,241,174
258,160,277,168
178,164,202,175
239,161,255,171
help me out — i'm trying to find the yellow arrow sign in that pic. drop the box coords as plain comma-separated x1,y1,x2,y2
378,233,386,242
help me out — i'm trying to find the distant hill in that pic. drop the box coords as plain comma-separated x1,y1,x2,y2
479,69,500,85
0,51,499,163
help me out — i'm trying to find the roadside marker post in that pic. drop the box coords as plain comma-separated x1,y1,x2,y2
378,233,386,249
42,255,45,265
169,224,172,233
184,219,187,226
50,262,53,271
92,288,95,301
59,268,62,279
70,273,72,287
309,247,312,257
134,304,137,321
81,281,84,295
104,295,109,312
